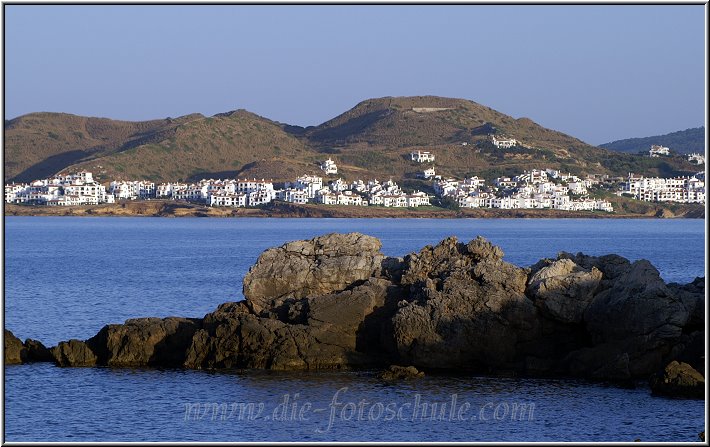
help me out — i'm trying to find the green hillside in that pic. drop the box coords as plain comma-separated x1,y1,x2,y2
600,126,705,155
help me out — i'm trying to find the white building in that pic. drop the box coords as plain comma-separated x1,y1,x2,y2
649,145,670,157
208,191,247,208
410,151,435,163
567,181,588,195
688,153,705,165
494,177,517,188
515,169,548,185
6,171,114,206
491,135,518,149
420,167,437,179
622,173,704,204
320,158,338,175
329,178,349,192
277,188,310,204
290,175,323,199
317,190,365,206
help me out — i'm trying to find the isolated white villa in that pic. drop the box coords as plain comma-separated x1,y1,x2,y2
491,135,518,149
649,145,670,157
410,150,435,163
688,153,705,165
320,158,338,175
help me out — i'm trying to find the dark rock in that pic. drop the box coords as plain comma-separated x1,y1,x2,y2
23,339,53,362
87,317,200,367
185,278,400,370
671,331,704,376
526,258,602,324
39,233,704,384
578,259,689,378
378,365,424,380
649,360,705,399
4,330,25,364
668,276,705,333
52,339,98,367
243,233,385,314
391,236,538,370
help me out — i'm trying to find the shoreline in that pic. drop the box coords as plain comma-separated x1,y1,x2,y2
3,200,705,219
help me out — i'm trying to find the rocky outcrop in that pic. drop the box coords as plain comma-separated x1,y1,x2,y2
24,339,53,362
242,233,386,315
17,232,704,389
51,317,200,367
649,361,705,398
5,330,53,364
5,330,25,364
527,258,602,324
391,236,538,370
52,340,99,367
184,278,401,370
378,365,425,380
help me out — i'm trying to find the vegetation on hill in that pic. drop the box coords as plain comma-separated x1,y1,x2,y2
63,110,311,183
4,96,704,185
3,112,200,182
600,126,705,155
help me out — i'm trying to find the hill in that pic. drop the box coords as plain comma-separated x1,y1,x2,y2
4,96,703,184
293,96,698,180
3,112,201,182
600,126,705,155
66,110,313,183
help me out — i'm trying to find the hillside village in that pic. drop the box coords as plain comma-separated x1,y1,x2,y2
5,135,705,212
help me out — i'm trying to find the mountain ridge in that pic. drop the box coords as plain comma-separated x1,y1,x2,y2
4,96,701,183
600,126,705,155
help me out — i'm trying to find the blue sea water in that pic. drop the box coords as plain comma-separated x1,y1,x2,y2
3,217,706,442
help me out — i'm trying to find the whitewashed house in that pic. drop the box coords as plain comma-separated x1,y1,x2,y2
420,167,436,179
290,175,323,199
320,158,338,175
277,189,309,204
688,153,705,165
410,151,435,163
491,135,518,149
329,178,349,192
649,145,670,157
208,191,247,207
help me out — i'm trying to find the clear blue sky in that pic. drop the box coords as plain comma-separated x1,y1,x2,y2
3,5,706,145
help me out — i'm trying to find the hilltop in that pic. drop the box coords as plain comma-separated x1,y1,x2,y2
4,96,702,184
3,112,201,182
600,126,705,155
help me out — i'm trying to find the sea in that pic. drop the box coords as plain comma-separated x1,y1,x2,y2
3,217,706,442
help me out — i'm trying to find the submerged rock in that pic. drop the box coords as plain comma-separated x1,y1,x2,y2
378,365,425,380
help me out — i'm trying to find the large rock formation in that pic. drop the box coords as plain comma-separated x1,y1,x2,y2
184,278,401,370
242,233,385,315
11,232,703,394
391,236,538,370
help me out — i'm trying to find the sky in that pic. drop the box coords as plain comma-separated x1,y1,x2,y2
3,5,706,145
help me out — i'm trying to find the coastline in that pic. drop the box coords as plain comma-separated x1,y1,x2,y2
3,200,705,219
